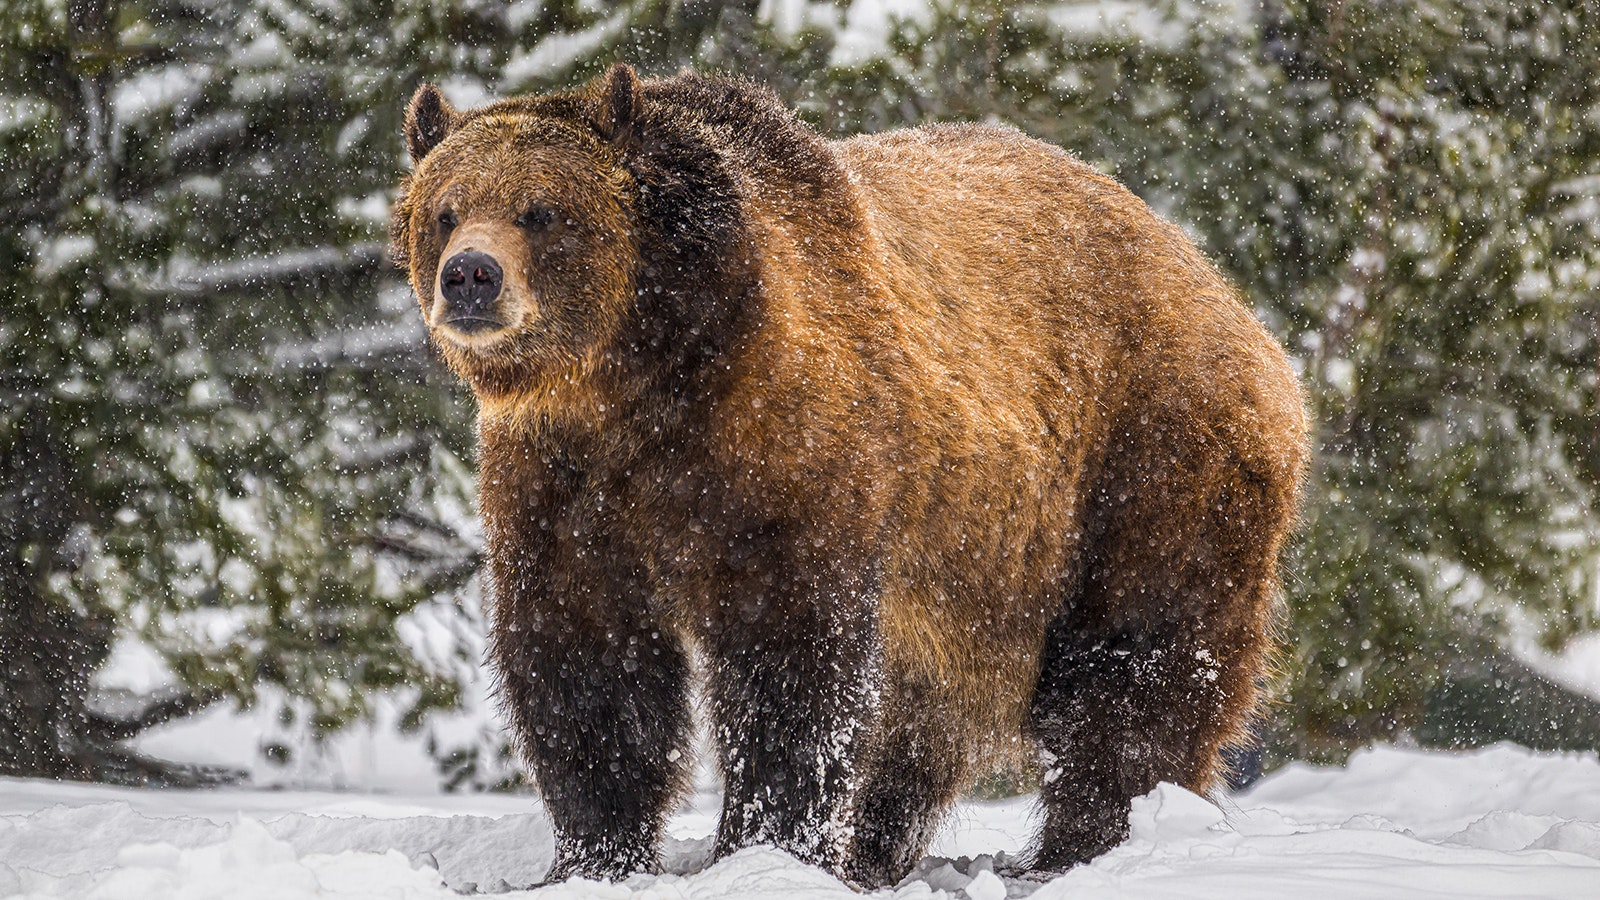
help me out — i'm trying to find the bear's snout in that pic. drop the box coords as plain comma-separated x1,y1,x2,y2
438,250,505,332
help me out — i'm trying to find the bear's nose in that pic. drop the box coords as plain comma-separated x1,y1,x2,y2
438,250,505,332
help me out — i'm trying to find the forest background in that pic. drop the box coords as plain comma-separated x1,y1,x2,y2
2,0,1598,791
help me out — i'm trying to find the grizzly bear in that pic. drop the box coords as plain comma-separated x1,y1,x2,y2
390,64,1307,887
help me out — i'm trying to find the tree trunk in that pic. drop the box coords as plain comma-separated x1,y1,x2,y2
0,409,112,779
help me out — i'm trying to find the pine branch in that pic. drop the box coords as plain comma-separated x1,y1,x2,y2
84,688,225,744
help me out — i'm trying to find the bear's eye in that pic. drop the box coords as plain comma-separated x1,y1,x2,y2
437,210,458,232
515,206,558,230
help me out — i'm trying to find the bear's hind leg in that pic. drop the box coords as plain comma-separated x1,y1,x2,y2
1024,399,1298,871
843,710,969,888
1027,619,1238,870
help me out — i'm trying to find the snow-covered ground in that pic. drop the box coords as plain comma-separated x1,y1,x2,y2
4,744,1599,899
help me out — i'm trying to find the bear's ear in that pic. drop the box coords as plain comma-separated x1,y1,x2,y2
593,63,643,147
405,83,457,165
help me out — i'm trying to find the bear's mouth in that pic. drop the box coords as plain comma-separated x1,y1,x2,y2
441,314,509,334
432,312,521,353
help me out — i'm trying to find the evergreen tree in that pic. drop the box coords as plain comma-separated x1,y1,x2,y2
0,0,484,784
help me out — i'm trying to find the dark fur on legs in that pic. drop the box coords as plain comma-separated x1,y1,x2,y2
703,545,884,874
1027,620,1226,870
496,616,693,882
843,711,970,888
485,464,696,883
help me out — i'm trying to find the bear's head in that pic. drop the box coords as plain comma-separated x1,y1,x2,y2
393,65,826,425
390,65,655,406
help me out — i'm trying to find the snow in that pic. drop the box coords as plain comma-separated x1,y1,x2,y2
755,0,937,68
502,13,629,88
31,235,95,277
1520,631,1600,701
130,693,452,791
164,244,387,295
829,0,934,68
112,65,207,124
1044,0,1175,42
267,319,426,374
5,744,1599,898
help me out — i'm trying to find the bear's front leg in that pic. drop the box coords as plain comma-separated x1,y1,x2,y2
490,562,692,883
701,551,883,874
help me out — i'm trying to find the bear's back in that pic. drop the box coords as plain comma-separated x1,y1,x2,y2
833,122,1304,491
835,123,1249,349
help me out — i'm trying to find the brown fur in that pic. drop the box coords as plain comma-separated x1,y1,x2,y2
392,65,1307,886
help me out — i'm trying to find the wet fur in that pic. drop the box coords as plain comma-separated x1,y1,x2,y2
392,66,1308,885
